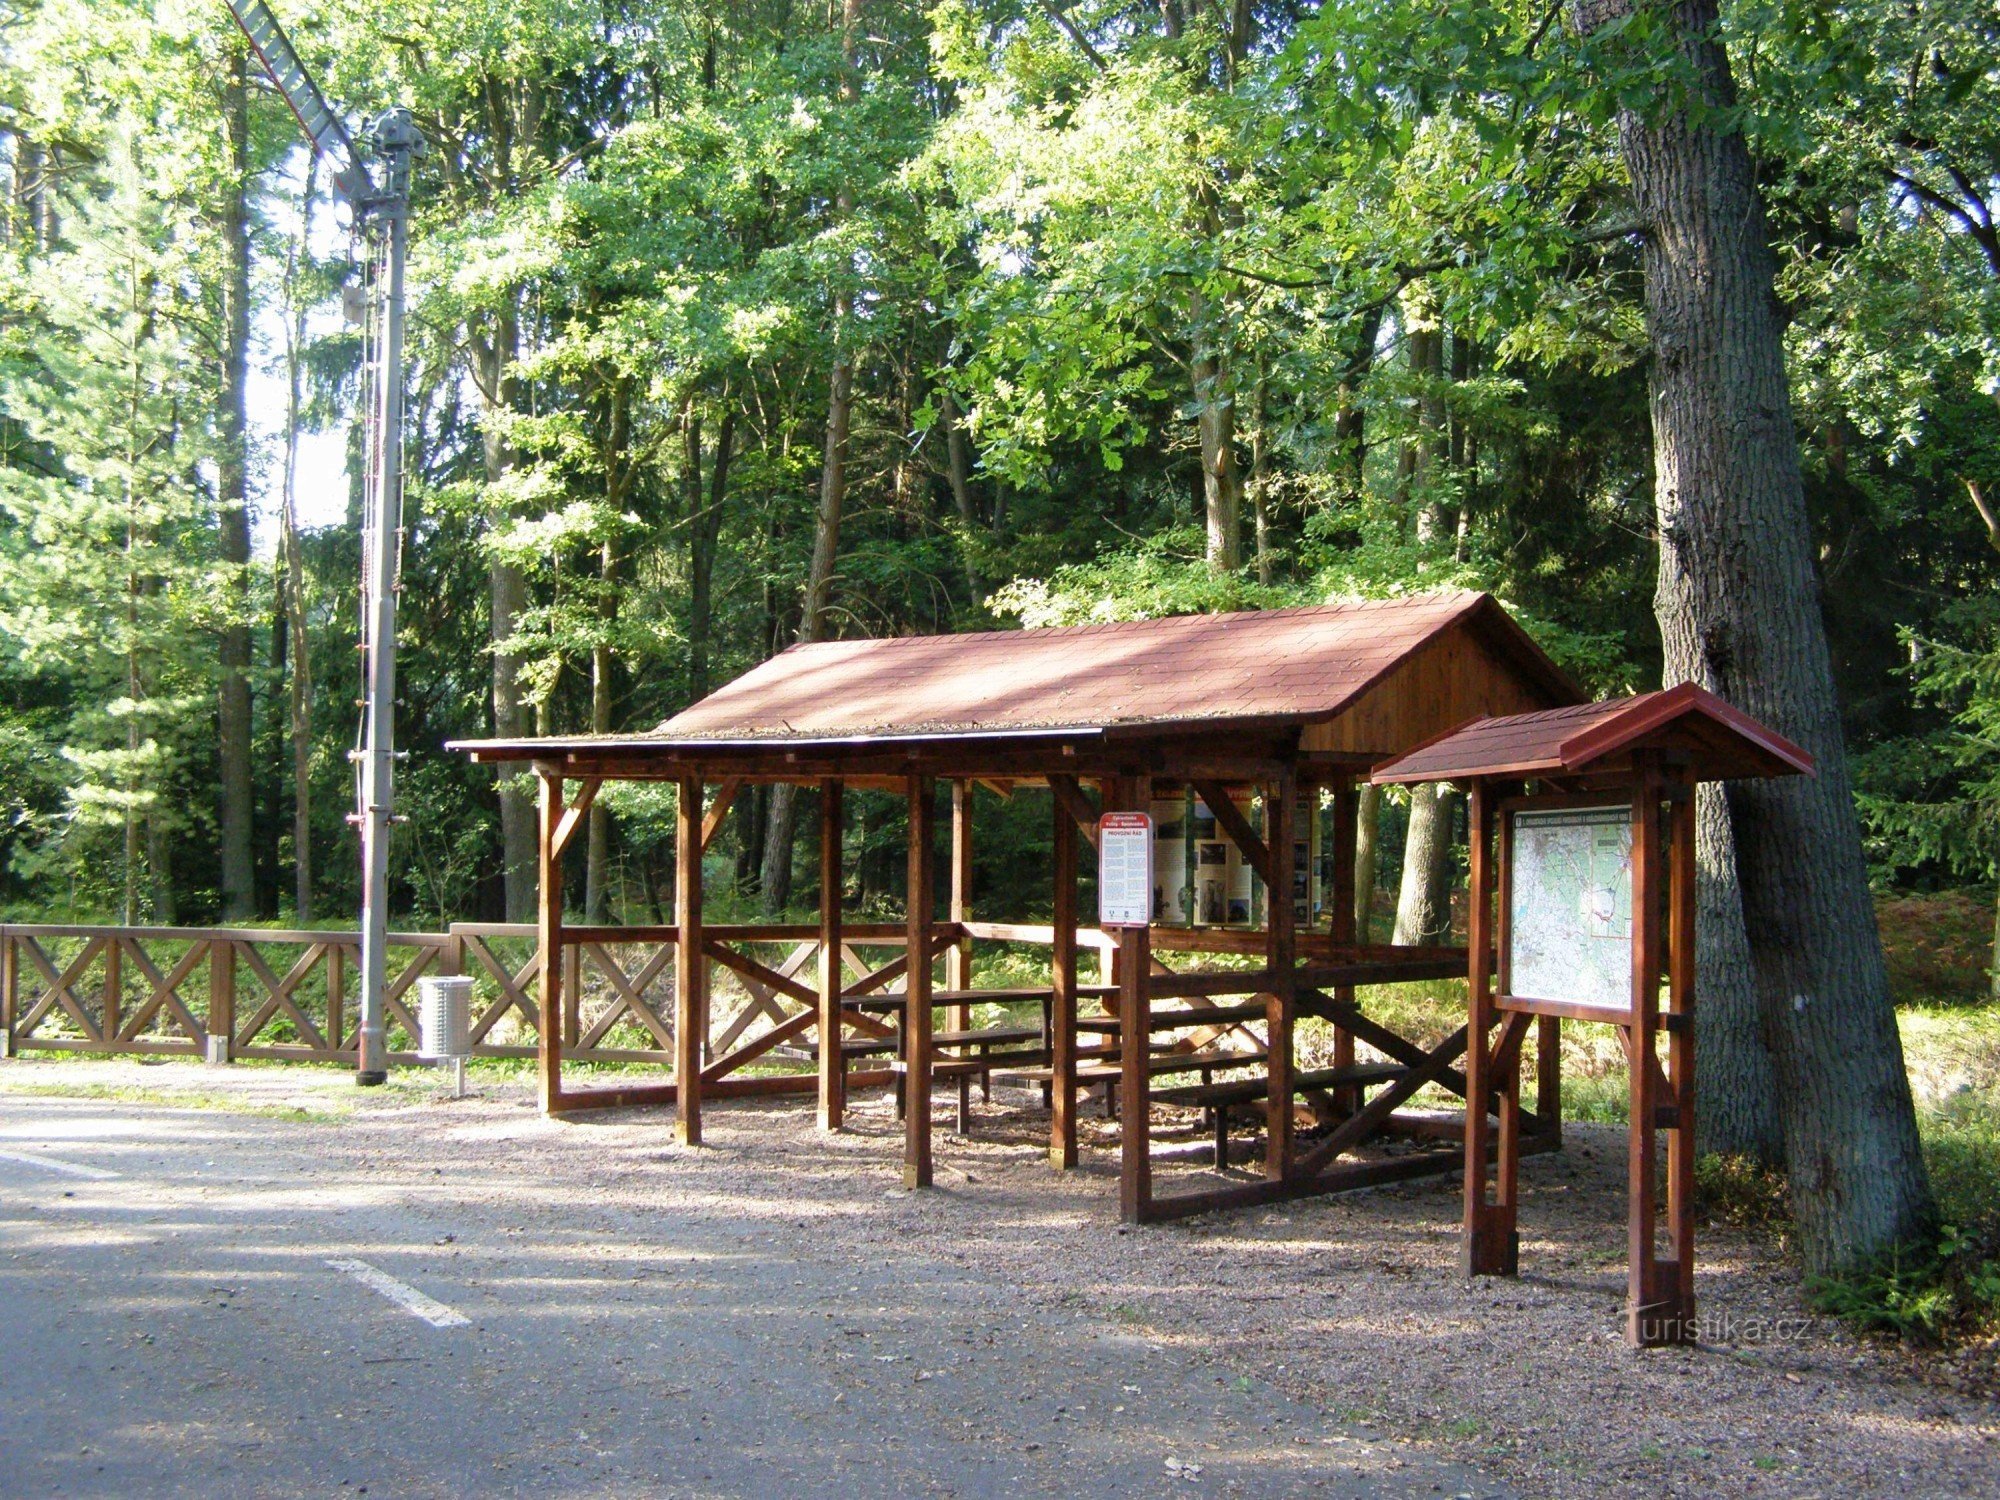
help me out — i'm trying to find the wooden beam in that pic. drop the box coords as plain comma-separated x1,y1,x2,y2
1264,770,1296,1183
549,776,601,862
904,774,936,1188
702,1003,818,1082
948,780,973,1025
1047,774,1101,849
818,779,845,1132
1626,765,1660,1344
1462,781,1512,1273
1327,775,1360,1116
1116,774,1153,1222
701,777,744,852
1050,781,1079,1170
674,776,705,1145
702,940,818,1008
537,770,566,1114
1190,780,1272,885
1665,770,1698,1341
1295,1024,1470,1177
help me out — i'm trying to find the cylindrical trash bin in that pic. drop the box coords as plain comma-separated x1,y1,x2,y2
417,975,473,1096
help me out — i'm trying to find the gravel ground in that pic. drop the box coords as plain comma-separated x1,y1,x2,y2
1,1057,1993,1499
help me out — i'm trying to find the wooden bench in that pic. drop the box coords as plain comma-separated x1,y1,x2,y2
995,1048,1269,1120
1151,1062,1409,1166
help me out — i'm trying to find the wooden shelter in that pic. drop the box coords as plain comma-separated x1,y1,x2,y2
453,590,1584,1221
1374,682,1814,1344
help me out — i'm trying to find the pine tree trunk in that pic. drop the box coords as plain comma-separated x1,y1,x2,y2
1392,784,1455,945
1573,0,1933,1267
215,44,257,920
280,160,317,923
1250,371,1272,587
763,0,862,914
687,406,734,702
478,312,536,923
941,389,980,600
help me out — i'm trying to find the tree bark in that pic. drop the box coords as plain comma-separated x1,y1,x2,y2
1693,784,1783,1160
687,405,735,702
1573,0,1933,1267
1194,341,1242,572
1391,784,1455,946
215,43,256,920
763,0,862,914
941,388,980,600
1406,321,1447,543
476,308,536,922
1250,370,1272,587
279,158,317,922
1353,782,1380,941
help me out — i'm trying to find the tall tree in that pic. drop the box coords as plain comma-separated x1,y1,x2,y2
213,37,256,919
762,0,865,913
1569,0,1933,1268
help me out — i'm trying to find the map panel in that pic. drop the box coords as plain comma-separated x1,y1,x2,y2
1508,805,1632,1009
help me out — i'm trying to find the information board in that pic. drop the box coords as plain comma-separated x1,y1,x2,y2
1098,812,1154,928
1507,805,1633,1009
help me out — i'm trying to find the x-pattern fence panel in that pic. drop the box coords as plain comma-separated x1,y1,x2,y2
0,923,921,1076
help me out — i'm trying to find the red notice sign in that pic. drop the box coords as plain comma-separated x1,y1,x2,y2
1098,812,1153,928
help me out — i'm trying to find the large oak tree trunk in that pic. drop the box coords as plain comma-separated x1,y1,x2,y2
215,44,256,920
1574,0,1932,1267
1693,786,1782,1160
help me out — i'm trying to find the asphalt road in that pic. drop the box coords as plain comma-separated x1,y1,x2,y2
0,1091,1511,1499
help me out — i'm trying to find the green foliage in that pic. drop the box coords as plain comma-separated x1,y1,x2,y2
0,0,1989,945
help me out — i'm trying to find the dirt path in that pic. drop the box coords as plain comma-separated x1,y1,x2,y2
0,1059,1991,1498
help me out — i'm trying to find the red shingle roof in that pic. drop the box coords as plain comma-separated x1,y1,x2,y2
654,592,1574,742
1368,683,1815,785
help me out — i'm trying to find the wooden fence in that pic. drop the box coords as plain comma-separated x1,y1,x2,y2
0,922,900,1071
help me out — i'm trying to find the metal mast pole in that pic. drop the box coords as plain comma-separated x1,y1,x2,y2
354,111,419,1085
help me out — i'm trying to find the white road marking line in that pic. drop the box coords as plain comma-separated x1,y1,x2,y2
0,1148,120,1180
326,1257,470,1328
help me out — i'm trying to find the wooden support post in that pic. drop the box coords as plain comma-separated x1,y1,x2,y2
1659,776,1699,1343
818,779,845,1133
538,769,566,1113
1462,781,1517,1274
0,929,14,1058
1327,777,1360,1116
1626,763,1679,1344
563,942,583,1049
674,774,705,1144
905,774,936,1188
949,779,973,1036
1264,771,1296,1181
326,942,344,1056
1117,774,1153,1222
103,935,121,1048
208,940,237,1064
1050,783,1079,1169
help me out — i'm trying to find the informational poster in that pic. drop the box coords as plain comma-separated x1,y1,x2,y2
1507,805,1633,1008
1099,812,1154,928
